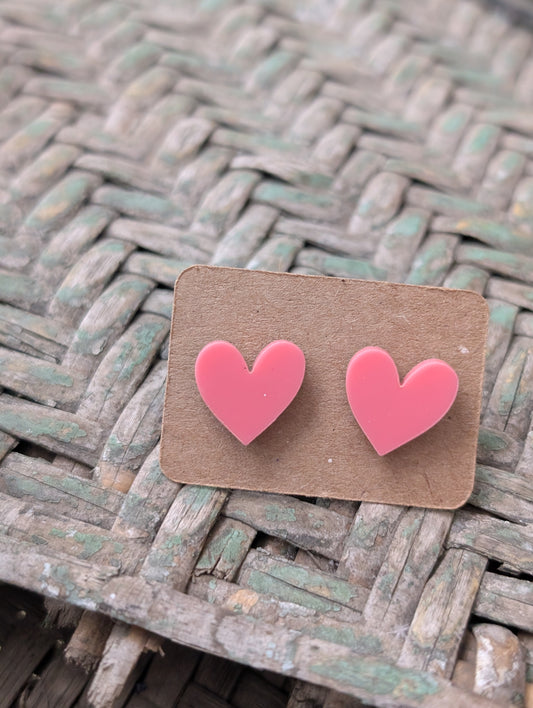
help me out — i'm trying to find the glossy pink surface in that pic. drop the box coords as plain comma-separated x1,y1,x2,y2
346,346,459,456
195,340,305,445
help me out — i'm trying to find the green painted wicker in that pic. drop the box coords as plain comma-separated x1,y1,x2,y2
0,0,532,706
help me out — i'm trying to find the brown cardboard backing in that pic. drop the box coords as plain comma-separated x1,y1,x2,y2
160,266,488,509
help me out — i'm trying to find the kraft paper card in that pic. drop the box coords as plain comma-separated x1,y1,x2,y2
160,266,488,509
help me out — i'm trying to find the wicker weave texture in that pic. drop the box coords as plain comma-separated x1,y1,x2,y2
1,0,533,706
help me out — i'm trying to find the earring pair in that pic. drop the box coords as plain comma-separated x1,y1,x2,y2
195,340,458,456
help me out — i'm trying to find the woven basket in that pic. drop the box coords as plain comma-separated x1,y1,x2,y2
0,0,532,706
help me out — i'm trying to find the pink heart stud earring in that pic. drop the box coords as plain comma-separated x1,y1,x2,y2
195,340,305,445
346,346,458,455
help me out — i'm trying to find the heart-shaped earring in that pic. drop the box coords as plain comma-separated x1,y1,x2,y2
346,346,458,455
195,340,305,445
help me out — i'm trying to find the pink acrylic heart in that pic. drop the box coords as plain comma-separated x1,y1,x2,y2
195,340,305,445
346,347,459,456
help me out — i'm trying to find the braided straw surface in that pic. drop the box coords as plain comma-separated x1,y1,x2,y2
0,0,533,705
